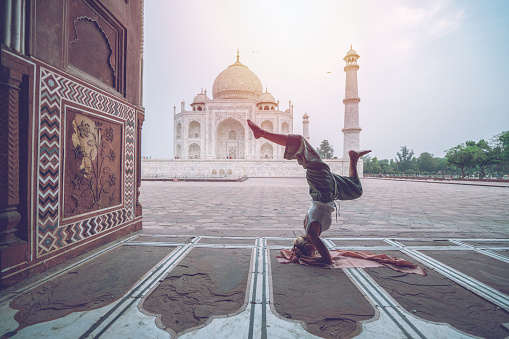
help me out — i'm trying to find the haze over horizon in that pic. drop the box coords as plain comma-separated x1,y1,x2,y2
142,0,509,161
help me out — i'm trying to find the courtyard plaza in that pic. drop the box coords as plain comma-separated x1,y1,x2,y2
1,178,509,338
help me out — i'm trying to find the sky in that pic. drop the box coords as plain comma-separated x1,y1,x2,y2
142,0,509,160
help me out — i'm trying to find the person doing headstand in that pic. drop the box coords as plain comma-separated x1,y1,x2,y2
247,119,371,266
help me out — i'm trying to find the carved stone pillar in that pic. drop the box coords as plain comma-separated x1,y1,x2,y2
0,49,29,285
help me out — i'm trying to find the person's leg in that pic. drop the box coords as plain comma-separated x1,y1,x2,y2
247,119,288,146
348,150,372,178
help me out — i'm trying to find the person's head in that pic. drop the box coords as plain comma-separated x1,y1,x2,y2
293,235,316,256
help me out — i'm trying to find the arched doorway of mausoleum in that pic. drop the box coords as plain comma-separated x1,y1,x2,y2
260,143,273,159
216,118,245,159
188,143,200,159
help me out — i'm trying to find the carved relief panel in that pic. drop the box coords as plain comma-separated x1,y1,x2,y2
63,108,123,219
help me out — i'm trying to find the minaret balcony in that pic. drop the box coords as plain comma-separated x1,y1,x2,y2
342,127,362,133
343,97,361,104
344,64,359,71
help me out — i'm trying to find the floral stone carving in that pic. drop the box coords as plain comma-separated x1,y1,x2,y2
64,109,122,218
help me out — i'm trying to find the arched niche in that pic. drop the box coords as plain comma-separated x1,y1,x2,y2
216,118,245,159
260,143,273,159
176,144,182,158
282,122,289,135
188,143,200,159
188,121,200,138
260,120,273,133
176,122,182,139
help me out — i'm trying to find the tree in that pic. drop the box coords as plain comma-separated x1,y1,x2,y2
380,159,396,174
445,143,474,177
317,140,334,159
417,152,438,174
492,131,509,174
471,139,498,179
437,157,456,176
363,155,382,174
395,146,415,173
498,131,509,163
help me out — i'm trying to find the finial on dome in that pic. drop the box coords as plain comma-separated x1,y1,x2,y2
237,49,239,62
351,44,352,49
204,89,207,95
265,87,267,92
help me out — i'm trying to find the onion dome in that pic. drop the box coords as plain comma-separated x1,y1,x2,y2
344,44,360,61
258,88,276,104
212,51,263,99
192,89,209,104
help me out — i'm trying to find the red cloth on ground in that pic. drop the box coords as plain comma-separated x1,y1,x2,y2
277,248,427,275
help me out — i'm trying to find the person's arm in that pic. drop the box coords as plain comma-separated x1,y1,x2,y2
305,221,332,265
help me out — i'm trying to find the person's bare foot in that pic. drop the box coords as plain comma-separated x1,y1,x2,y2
349,150,372,161
247,119,265,139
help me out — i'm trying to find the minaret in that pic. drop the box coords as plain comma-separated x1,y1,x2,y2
302,112,310,141
342,45,362,158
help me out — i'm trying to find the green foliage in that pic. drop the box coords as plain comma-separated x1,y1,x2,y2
363,156,397,174
395,146,415,172
491,131,509,174
417,152,438,173
444,143,475,177
317,139,334,159
363,156,381,174
362,131,508,178
471,139,498,179
499,131,509,162
444,133,509,178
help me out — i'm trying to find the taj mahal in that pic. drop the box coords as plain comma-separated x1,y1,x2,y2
142,47,363,178
173,51,295,160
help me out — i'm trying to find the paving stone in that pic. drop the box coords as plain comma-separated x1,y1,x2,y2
365,251,509,339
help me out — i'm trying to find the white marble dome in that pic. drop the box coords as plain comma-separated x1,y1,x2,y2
344,46,360,60
258,89,276,104
192,91,209,104
212,54,263,100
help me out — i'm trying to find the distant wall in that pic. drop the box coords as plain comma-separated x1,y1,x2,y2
141,159,363,178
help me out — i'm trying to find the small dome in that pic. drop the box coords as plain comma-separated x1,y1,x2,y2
302,112,309,119
258,89,276,104
343,45,360,61
212,52,263,100
192,90,209,104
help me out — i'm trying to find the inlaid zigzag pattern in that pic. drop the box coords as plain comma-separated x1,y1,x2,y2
57,76,132,120
37,67,136,256
38,209,128,255
38,71,61,232
124,120,135,218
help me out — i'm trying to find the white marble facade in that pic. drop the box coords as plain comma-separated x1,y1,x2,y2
174,52,294,160
141,158,355,178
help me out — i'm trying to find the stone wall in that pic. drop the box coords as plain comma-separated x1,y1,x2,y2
141,158,363,178
0,0,144,287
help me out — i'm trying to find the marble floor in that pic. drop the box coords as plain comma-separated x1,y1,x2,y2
1,178,508,338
